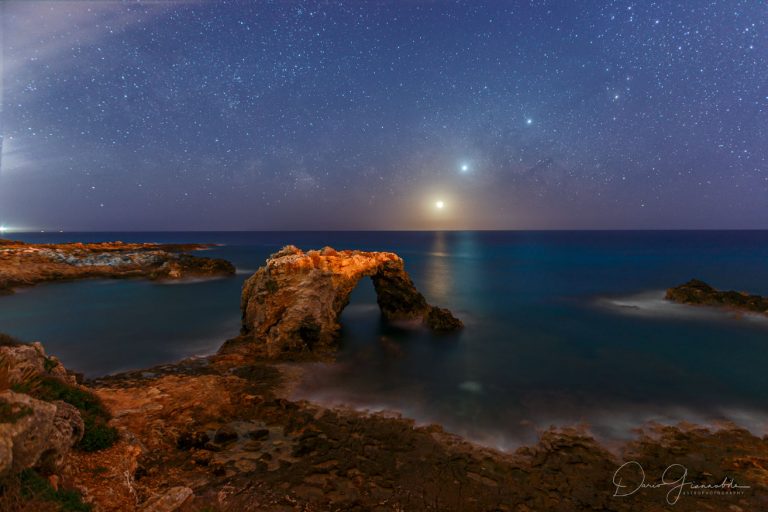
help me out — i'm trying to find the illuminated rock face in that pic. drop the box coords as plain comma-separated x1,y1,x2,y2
240,245,462,358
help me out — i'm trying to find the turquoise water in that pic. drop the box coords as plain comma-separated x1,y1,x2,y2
2,231,768,446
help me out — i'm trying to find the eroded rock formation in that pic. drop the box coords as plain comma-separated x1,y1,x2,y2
0,341,85,477
240,245,462,358
666,279,768,315
0,239,235,294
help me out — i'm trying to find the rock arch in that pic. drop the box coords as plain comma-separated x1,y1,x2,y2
239,245,462,358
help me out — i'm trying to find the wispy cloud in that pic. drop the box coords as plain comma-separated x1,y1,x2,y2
2,1,175,79
0,1,178,177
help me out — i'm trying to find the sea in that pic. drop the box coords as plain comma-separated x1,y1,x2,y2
2,230,767,448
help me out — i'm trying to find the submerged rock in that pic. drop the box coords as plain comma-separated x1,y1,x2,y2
665,279,768,315
239,245,462,358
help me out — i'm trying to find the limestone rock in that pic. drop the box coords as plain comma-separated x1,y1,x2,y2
0,390,84,476
240,245,462,358
139,486,193,512
0,341,75,385
0,240,235,294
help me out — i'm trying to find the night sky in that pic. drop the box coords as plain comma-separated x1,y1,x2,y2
1,1,766,231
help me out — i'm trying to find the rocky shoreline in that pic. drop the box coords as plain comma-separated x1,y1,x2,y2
1,246,767,510
3,334,767,511
0,239,235,295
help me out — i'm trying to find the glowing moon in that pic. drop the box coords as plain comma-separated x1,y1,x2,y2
460,164,469,172
435,200,445,209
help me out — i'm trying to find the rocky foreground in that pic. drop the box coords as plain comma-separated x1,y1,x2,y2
2,335,767,511
0,239,235,294
666,279,768,316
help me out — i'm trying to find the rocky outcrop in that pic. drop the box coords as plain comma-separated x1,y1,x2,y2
0,391,84,476
239,245,462,358
0,340,75,385
0,239,235,294
666,279,768,315
0,342,86,478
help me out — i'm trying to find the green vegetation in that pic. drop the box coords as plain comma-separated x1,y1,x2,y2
43,357,58,373
77,420,119,452
32,377,119,452
1,356,42,395
0,401,32,423
18,469,91,512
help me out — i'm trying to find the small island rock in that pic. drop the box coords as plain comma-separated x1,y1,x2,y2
665,279,768,315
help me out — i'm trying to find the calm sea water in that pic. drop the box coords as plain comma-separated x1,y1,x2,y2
2,231,768,446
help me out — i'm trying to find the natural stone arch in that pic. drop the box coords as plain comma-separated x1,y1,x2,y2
239,245,462,358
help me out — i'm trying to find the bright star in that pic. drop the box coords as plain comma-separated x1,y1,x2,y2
526,118,533,125
435,200,444,209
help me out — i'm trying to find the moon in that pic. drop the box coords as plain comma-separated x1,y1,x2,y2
460,164,469,172
435,200,445,209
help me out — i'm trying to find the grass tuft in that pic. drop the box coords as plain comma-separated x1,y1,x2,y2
19,469,91,511
0,469,91,512
32,377,119,452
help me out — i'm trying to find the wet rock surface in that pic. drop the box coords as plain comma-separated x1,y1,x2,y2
0,239,235,294
666,279,768,315
239,245,462,358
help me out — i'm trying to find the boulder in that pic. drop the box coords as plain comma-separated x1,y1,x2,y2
0,341,75,385
240,246,462,358
0,390,84,476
